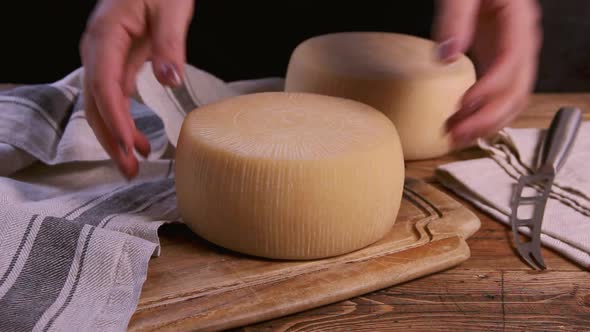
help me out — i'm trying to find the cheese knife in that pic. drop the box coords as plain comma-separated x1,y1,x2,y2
509,107,583,270
169,77,199,114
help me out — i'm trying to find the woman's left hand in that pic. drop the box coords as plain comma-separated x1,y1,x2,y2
433,0,542,147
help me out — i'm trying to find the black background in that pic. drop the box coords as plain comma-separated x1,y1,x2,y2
0,1,432,83
1,1,590,91
0,0,432,83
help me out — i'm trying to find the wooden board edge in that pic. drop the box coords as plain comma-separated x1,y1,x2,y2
129,236,471,332
405,177,481,241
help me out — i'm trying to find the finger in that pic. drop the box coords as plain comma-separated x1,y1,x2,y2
450,91,520,147
82,24,136,154
134,129,151,158
432,0,480,63
120,36,154,160
84,87,139,179
148,0,195,86
124,37,152,96
461,3,536,108
450,57,536,146
444,97,484,133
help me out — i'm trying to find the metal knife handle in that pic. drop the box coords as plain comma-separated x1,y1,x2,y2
538,107,583,174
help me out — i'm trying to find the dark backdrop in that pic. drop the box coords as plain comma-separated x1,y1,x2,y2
1,1,589,92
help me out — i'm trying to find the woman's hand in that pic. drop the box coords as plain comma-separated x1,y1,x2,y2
433,0,542,148
80,0,194,179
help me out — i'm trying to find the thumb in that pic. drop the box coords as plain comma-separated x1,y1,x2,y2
432,0,480,63
149,0,195,87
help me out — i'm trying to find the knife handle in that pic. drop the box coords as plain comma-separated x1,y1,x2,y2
538,107,583,173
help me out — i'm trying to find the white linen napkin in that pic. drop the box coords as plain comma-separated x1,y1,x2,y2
436,124,590,269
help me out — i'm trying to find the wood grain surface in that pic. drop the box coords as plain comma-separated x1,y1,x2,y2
128,179,479,331
235,94,590,332
2,83,589,331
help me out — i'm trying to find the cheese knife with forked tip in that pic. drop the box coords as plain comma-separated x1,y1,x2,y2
509,107,582,270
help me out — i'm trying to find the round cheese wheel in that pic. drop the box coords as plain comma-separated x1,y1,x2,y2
285,32,476,160
175,92,405,260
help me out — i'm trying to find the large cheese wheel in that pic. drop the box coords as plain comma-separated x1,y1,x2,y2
175,92,404,260
285,32,476,160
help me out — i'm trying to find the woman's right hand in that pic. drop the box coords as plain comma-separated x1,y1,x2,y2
80,0,195,179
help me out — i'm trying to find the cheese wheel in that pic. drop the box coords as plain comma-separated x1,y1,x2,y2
285,32,476,160
175,92,404,260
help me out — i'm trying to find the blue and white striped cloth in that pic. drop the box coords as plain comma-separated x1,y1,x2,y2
0,64,283,331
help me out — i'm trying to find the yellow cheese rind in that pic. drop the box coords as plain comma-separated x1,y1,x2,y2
285,32,476,160
175,92,405,260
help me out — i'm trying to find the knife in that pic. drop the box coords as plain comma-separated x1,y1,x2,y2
509,107,583,270
169,77,200,114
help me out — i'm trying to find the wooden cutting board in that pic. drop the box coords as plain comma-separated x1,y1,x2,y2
128,178,480,331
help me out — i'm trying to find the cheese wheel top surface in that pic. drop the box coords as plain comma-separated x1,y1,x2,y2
293,32,473,79
182,92,397,160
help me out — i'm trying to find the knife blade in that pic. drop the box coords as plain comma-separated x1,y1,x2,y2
169,78,199,114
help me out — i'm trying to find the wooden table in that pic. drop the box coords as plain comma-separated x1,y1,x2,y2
229,94,590,331
2,83,589,330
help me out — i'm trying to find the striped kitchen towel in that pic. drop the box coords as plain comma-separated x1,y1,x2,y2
0,161,176,332
0,64,284,331
0,68,169,176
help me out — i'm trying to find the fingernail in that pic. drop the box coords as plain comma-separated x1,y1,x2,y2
139,147,150,158
122,171,132,182
113,159,132,182
119,161,137,182
436,38,458,63
159,62,182,87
